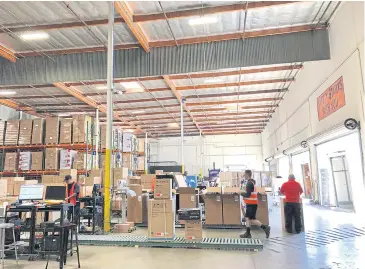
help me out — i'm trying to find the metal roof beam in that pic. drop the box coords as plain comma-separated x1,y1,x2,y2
186,98,282,106
0,45,16,62
115,1,150,53
184,88,287,99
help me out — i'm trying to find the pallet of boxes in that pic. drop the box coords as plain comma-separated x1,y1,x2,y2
178,187,202,241
148,177,175,241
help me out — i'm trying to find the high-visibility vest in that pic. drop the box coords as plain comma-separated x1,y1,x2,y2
243,185,258,205
65,183,77,206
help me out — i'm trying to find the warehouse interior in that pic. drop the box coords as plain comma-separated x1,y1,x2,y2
0,1,364,269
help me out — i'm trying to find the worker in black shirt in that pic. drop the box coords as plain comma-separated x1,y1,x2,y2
240,170,271,239
64,175,81,224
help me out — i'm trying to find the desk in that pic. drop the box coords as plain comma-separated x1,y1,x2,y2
5,203,76,268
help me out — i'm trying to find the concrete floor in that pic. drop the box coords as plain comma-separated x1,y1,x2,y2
3,198,365,269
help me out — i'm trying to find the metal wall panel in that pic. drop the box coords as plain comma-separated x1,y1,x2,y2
0,30,330,85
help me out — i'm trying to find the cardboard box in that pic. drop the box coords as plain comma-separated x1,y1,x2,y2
0,180,8,197
90,169,103,185
60,149,77,169
185,220,202,241
60,119,73,144
0,121,5,146
155,170,163,175
142,193,149,223
112,198,122,211
128,176,141,185
45,148,59,170
45,117,59,144
154,178,172,200
73,153,92,170
179,187,198,209
42,175,63,184
114,223,130,233
31,118,44,144
18,119,33,145
18,151,31,171
137,157,145,171
141,174,155,190
31,152,43,170
122,132,133,152
113,167,129,186
127,184,143,223
4,120,19,145
0,196,17,206
222,187,242,225
122,153,132,170
72,115,92,143
59,169,78,180
148,199,175,240
204,187,223,225
1,177,24,196
257,193,269,226
4,152,17,171
178,208,201,221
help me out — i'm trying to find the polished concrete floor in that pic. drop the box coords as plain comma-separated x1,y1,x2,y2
4,198,365,269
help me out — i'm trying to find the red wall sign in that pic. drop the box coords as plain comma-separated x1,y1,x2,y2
317,77,346,121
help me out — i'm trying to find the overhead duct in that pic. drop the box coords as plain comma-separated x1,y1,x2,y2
265,156,274,162
273,151,286,159
306,118,359,146
0,29,330,86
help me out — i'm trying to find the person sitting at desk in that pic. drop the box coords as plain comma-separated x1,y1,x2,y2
64,175,80,223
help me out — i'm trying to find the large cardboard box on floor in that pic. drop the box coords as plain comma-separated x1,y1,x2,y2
60,119,73,144
128,176,141,185
45,117,59,144
127,184,143,223
185,220,203,241
179,187,198,209
0,121,5,145
257,193,269,226
142,193,149,223
18,119,33,145
222,187,242,225
4,152,17,171
31,152,43,170
45,148,59,170
154,178,172,199
204,187,223,225
18,151,31,171
141,174,155,190
31,118,44,145
60,149,77,169
5,120,20,145
148,199,175,240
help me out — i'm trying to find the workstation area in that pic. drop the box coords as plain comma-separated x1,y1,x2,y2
0,1,364,269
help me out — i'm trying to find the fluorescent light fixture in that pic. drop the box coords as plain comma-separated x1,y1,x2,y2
125,88,145,93
131,110,145,114
204,78,222,83
121,81,142,90
96,85,107,90
124,129,134,133
21,32,49,40
0,91,16,95
225,104,238,110
189,16,217,26
168,122,179,128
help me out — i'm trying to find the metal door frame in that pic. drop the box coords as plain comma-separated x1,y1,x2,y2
329,155,352,207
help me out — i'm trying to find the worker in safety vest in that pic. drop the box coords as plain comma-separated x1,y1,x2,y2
64,175,81,223
240,170,271,239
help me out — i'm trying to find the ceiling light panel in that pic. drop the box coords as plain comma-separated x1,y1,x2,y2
21,32,49,40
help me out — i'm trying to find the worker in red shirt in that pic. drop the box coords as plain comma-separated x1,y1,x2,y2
280,174,303,234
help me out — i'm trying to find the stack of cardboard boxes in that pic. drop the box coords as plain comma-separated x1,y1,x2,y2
141,174,154,190
60,119,73,144
18,120,33,145
45,148,59,170
72,115,92,144
221,187,242,225
204,187,223,225
0,121,5,145
4,152,17,171
45,117,59,144
5,120,19,145
18,152,31,171
219,172,244,187
127,184,143,223
31,152,43,170
31,118,44,144
73,153,92,170
60,149,77,169
0,177,39,197
148,178,175,240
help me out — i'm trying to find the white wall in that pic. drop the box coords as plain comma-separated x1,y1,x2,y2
262,2,365,204
0,104,35,120
263,1,364,159
148,134,263,176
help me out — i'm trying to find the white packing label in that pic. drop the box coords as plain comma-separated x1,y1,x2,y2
191,195,195,202
234,195,239,202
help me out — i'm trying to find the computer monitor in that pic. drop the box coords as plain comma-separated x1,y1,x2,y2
19,184,44,201
45,186,66,201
